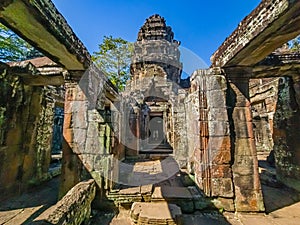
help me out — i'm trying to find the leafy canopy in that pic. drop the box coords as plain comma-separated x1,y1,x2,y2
92,35,133,91
0,23,43,62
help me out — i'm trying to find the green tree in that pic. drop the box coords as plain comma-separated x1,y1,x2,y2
92,35,133,91
0,23,43,62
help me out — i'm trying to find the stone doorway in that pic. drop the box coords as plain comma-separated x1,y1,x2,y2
148,113,165,145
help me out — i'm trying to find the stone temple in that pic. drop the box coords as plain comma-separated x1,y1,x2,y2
1,0,300,224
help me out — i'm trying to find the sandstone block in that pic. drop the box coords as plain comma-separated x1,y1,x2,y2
211,197,235,211
208,107,228,121
210,165,232,178
233,107,252,122
207,90,227,108
234,122,254,138
211,178,234,198
207,75,227,91
211,150,231,165
208,121,230,136
208,136,231,151
234,188,265,212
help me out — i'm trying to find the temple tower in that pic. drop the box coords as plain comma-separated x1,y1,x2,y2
130,14,182,84
122,15,188,164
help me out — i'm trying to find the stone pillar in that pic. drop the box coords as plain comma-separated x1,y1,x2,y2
227,73,264,212
206,69,234,211
187,69,234,211
173,89,189,168
59,82,88,198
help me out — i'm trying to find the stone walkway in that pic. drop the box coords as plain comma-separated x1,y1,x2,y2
1,157,299,225
91,156,300,225
0,177,59,225
93,185,300,225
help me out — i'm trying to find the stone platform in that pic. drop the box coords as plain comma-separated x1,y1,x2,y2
130,202,182,225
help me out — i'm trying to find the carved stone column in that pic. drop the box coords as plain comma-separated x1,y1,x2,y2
226,68,264,212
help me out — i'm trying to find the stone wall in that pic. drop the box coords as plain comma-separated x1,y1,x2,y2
249,76,300,191
0,70,57,198
60,68,120,199
273,76,300,191
250,78,280,152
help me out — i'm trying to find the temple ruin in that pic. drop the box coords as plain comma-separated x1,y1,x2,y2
0,0,300,224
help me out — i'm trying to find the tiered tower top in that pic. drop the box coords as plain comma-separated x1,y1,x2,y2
137,14,177,44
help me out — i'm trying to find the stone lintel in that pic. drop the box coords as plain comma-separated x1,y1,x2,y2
22,74,64,86
211,0,300,67
253,63,300,78
0,0,91,71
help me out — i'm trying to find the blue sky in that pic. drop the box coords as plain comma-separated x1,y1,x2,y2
52,0,261,68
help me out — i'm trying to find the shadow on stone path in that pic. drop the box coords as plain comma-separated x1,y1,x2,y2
0,177,59,225
91,155,300,225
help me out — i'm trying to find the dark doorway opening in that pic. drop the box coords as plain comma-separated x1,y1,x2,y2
149,114,164,145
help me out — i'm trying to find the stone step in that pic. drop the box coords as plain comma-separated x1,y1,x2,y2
108,185,209,213
151,186,207,213
130,202,182,225
107,185,153,204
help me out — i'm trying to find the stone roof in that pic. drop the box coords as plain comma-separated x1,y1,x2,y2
137,14,175,43
5,57,65,86
7,56,57,68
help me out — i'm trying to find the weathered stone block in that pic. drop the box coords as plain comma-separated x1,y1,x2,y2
72,129,87,154
211,178,234,198
234,122,254,138
208,136,231,151
234,96,251,107
210,165,232,178
64,101,73,114
234,138,256,156
233,107,252,122
75,88,88,101
87,122,98,138
211,197,235,212
234,189,265,212
207,75,227,91
208,121,230,136
232,158,254,176
211,150,231,165
81,154,94,171
207,90,227,108
73,109,88,129
233,174,256,191
66,88,76,101
208,107,228,121
85,137,101,155
35,179,96,224
87,109,103,122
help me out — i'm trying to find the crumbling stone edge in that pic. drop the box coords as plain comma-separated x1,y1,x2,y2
32,179,96,225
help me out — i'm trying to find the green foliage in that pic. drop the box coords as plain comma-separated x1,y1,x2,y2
0,23,43,62
290,36,300,52
92,35,133,91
